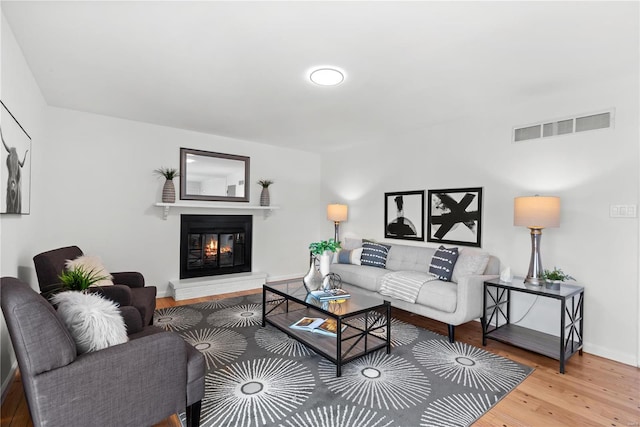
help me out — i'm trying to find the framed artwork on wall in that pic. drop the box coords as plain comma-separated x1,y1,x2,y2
427,187,482,247
384,190,425,241
1,100,32,215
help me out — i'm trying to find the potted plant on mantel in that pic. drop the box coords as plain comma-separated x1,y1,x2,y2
154,167,180,203
257,179,274,206
309,238,341,278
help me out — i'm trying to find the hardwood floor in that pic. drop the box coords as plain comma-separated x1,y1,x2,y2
2,289,638,427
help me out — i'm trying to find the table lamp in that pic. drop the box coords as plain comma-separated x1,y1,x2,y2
514,196,560,285
327,204,348,243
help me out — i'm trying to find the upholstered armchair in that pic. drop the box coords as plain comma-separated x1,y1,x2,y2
33,245,156,325
0,277,204,427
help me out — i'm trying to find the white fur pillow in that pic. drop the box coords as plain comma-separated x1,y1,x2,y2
65,255,114,287
51,291,128,353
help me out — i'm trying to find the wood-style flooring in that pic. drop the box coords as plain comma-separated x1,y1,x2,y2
2,288,638,427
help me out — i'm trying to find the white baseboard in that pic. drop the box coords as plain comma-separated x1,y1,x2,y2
1,362,17,404
583,341,637,367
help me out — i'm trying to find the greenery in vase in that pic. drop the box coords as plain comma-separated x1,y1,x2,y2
541,267,575,282
309,238,341,255
258,179,274,188
154,167,180,180
58,266,110,291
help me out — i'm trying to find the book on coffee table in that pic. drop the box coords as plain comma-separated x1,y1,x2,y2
309,288,351,301
290,317,347,337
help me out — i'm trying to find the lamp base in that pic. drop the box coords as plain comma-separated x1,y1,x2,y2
524,227,545,286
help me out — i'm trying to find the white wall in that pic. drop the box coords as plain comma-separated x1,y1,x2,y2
33,106,323,295
0,13,48,396
321,71,639,366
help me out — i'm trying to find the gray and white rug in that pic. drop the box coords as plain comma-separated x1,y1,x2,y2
154,294,532,427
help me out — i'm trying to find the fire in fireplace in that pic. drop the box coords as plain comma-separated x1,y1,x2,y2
180,215,252,279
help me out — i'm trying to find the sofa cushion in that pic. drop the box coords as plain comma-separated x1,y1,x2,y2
385,244,435,273
329,263,388,292
360,242,391,268
415,280,458,313
452,248,490,283
341,237,363,250
429,246,459,282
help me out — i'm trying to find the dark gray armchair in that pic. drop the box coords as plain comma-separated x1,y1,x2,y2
1,277,204,427
33,245,157,326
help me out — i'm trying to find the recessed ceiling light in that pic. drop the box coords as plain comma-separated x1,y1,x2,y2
309,67,345,86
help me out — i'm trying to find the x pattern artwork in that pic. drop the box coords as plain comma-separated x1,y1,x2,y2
427,188,483,247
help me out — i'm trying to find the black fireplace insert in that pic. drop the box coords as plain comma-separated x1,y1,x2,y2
180,214,252,279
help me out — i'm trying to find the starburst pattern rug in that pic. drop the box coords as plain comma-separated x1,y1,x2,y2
154,294,532,427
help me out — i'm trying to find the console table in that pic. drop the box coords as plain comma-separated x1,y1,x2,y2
482,277,584,374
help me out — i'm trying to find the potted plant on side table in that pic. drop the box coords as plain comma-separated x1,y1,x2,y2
542,267,575,290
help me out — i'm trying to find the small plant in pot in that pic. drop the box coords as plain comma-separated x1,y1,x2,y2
58,266,110,292
542,267,575,284
258,179,274,206
154,167,180,203
309,239,342,278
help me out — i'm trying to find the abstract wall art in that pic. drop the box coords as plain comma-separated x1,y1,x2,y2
427,187,482,247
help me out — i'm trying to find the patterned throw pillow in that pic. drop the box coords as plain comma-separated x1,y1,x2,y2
360,242,391,269
337,248,363,265
429,246,459,281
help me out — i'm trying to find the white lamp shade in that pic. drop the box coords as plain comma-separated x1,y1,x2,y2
514,196,560,228
327,204,348,222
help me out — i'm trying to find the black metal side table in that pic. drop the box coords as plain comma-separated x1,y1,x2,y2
482,277,584,374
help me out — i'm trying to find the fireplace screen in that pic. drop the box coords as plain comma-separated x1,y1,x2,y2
187,232,245,270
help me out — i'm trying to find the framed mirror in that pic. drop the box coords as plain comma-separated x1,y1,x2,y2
180,148,250,202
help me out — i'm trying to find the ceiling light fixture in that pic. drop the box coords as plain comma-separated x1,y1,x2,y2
308,67,345,86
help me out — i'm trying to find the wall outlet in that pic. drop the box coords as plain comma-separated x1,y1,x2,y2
610,204,637,218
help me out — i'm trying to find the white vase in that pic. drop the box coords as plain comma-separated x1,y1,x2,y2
319,251,332,278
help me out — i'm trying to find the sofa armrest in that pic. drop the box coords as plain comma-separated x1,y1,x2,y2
31,332,187,426
111,271,145,288
455,274,499,322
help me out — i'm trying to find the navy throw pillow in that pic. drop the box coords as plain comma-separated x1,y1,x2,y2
360,242,391,269
429,246,459,281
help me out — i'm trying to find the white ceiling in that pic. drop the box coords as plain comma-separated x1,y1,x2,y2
2,1,637,153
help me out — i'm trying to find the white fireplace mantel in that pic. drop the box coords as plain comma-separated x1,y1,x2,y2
154,201,280,220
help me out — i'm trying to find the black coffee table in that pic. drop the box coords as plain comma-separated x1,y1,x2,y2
262,281,391,376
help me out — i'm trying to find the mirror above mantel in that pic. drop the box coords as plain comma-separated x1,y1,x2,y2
180,148,250,202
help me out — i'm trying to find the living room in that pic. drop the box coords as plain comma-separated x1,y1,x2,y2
1,1,638,426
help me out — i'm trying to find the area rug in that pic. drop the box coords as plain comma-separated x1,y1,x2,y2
153,294,532,427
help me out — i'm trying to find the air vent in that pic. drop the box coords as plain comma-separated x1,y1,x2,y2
513,109,614,143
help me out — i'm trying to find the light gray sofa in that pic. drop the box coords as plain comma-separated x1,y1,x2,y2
329,239,500,342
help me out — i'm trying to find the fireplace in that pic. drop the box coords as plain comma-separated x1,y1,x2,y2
180,214,252,279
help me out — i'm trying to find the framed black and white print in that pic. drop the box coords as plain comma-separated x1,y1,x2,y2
427,187,482,247
1,101,31,214
384,190,425,241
